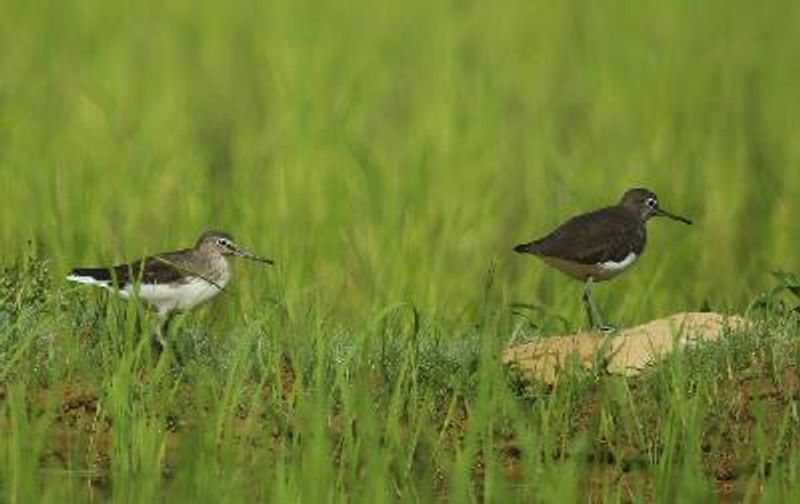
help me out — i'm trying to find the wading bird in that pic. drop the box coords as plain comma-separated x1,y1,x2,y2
67,230,273,347
514,188,691,329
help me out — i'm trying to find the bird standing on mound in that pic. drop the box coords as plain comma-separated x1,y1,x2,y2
514,188,692,329
67,230,273,344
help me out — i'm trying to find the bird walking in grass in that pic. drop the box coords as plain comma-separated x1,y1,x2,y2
67,230,273,348
514,188,692,330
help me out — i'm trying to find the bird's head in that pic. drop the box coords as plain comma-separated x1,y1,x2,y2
619,188,692,225
196,230,274,264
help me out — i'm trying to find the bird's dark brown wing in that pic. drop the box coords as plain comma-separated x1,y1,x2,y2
116,254,191,286
516,206,646,264
69,250,194,288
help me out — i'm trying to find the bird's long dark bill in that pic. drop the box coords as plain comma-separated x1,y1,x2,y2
239,250,274,264
657,208,692,225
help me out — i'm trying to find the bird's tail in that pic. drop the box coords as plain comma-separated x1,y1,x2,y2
513,241,536,254
66,268,114,287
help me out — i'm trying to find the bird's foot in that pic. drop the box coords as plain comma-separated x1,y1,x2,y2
151,336,166,360
596,323,618,334
586,312,617,334
585,310,618,333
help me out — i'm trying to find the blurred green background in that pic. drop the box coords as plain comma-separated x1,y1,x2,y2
1,0,798,327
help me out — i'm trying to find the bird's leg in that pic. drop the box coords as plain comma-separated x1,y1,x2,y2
156,312,187,366
583,277,615,332
152,312,173,359
582,277,599,328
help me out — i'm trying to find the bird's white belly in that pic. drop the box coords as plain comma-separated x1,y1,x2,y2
596,252,639,279
120,274,230,316
543,252,639,282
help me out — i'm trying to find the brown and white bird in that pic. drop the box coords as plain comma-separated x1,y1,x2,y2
514,188,692,329
67,230,273,327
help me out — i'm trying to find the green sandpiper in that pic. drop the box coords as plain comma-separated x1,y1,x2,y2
67,230,273,335
514,188,691,329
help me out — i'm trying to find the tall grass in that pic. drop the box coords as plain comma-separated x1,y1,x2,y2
2,0,800,501
2,0,799,323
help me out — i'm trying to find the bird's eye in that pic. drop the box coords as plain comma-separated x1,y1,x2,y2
217,238,230,247
646,198,657,208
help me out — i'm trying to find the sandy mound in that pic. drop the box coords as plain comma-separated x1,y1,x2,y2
503,312,747,385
